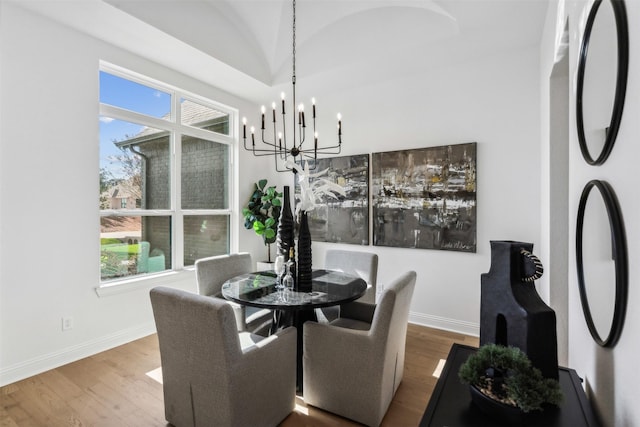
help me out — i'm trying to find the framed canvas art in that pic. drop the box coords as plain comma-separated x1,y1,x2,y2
372,143,476,252
295,154,369,245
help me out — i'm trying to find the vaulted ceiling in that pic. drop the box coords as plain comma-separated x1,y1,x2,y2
18,0,550,101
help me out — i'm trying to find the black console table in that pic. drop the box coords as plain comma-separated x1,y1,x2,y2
420,344,601,427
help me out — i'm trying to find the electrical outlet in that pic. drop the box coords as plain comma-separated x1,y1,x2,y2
62,317,74,331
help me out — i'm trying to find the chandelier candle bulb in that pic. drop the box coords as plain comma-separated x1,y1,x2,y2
261,106,266,129
242,117,247,138
298,104,306,127
281,92,286,114
312,98,316,118
251,126,255,145
272,102,276,122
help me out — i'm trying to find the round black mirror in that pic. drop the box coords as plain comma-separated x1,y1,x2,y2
576,0,628,165
576,180,627,347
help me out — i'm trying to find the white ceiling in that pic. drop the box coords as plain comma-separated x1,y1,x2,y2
16,0,550,101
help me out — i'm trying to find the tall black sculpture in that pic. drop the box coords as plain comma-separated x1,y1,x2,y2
297,211,313,292
480,240,559,380
276,186,296,285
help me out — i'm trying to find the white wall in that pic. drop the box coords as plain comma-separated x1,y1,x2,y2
541,1,640,426
0,2,265,385
0,2,543,385
303,47,542,333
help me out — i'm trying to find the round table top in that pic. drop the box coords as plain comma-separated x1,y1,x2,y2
221,269,367,310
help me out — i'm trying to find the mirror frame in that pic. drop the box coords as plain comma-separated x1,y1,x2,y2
576,180,628,347
576,0,629,166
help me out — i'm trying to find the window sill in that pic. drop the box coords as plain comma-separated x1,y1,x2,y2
95,268,196,298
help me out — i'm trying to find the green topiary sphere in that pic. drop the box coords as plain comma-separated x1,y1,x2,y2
459,344,563,413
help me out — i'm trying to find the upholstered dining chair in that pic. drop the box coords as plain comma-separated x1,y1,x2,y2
195,252,271,335
303,271,417,427
319,249,379,322
150,286,297,427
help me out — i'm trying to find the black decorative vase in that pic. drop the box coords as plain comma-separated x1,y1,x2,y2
297,211,313,292
276,186,295,262
480,240,559,380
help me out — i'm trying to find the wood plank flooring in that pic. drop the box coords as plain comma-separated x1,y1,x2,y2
1,324,478,426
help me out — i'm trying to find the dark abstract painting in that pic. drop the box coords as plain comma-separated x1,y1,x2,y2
295,154,369,245
372,143,476,252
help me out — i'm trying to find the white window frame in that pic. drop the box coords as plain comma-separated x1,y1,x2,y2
98,62,238,290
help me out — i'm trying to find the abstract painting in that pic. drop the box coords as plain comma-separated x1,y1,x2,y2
295,154,369,245
372,143,476,252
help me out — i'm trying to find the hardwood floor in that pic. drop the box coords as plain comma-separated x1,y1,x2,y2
0,324,478,426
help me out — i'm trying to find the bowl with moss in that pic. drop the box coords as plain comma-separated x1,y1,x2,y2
458,344,563,424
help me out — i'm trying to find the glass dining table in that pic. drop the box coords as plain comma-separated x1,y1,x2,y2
222,269,367,391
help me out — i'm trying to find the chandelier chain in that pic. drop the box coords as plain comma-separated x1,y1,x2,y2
292,0,296,83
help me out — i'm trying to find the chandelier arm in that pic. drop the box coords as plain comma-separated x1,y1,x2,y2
300,156,318,171
253,151,282,157
281,107,288,156
258,131,280,150
250,144,287,156
243,141,288,156
271,117,283,159
243,136,277,155
274,151,284,171
300,146,342,155
275,156,298,173
299,123,306,146
258,139,278,149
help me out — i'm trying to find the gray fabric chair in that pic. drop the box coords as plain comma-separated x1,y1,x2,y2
318,249,379,322
325,249,378,304
150,286,297,427
195,252,271,334
303,271,417,427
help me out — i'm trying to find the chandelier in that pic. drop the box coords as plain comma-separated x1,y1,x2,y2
242,0,342,173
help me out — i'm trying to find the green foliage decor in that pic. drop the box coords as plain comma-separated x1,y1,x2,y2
458,344,563,413
242,179,282,261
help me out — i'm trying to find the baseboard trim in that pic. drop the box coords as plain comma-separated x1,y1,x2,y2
409,311,480,337
1,314,477,387
0,322,156,387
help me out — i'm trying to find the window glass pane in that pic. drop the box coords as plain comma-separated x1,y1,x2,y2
180,98,229,135
99,67,235,282
184,215,229,266
100,71,171,119
100,216,171,281
100,118,170,210
181,136,228,209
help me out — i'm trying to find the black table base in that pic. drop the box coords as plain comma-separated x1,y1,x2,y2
271,308,317,392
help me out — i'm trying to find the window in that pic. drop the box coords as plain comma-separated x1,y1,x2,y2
99,64,235,282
